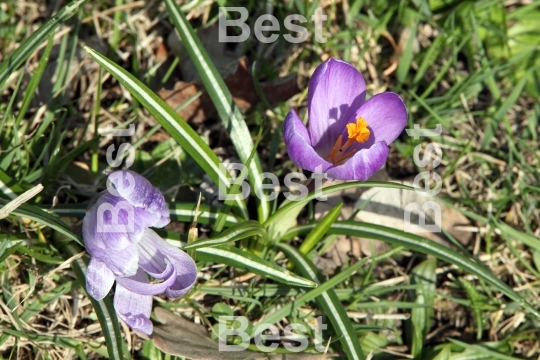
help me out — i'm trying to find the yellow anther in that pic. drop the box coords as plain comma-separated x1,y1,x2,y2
326,117,371,165
346,117,370,143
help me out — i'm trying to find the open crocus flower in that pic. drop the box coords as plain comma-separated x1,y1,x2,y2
283,58,408,180
83,170,197,335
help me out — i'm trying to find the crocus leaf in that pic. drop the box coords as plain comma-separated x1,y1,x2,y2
163,0,270,222
0,239,24,263
0,199,83,246
284,221,540,318
50,202,240,228
446,338,515,358
183,221,267,250
212,125,264,236
195,246,317,288
249,248,375,347
0,327,108,357
277,243,365,360
0,169,27,198
82,46,249,220
406,259,437,357
298,202,342,255
264,181,413,240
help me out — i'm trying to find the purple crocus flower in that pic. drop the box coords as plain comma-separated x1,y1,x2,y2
283,58,408,180
83,170,197,335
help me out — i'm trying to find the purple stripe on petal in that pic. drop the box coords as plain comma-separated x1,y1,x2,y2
326,141,389,180
114,270,153,335
87,243,139,277
107,170,170,228
116,259,176,296
83,193,133,250
83,193,159,250
283,110,333,173
351,92,407,145
307,58,367,155
86,258,115,300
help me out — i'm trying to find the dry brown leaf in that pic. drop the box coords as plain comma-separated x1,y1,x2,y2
158,57,299,123
151,307,325,360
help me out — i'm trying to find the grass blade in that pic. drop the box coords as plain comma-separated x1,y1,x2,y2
0,0,89,86
14,35,54,128
0,199,127,359
82,46,249,219
164,0,270,222
277,243,365,360
183,221,267,250
284,221,540,317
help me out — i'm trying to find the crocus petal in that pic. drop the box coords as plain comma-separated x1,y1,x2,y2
86,258,115,300
308,58,367,155
87,243,139,277
137,229,197,299
83,194,132,251
107,170,170,228
283,109,333,173
136,229,168,273
114,270,153,335
83,193,160,252
350,92,407,145
326,141,389,180
116,259,176,296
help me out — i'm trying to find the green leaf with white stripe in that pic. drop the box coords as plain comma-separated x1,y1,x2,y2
164,0,270,222
51,202,239,227
0,239,24,263
284,221,540,318
0,199,83,246
407,259,437,357
183,221,267,250
0,169,27,199
265,181,413,240
277,243,365,360
195,245,316,288
82,46,248,220
298,202,342,255
243,246,379,356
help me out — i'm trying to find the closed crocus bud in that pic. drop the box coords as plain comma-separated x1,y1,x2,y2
83,170,197,335
283,58,408,180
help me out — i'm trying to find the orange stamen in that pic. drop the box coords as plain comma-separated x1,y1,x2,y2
326,117,370,165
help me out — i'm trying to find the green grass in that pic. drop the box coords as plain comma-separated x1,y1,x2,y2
1,0,539,359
